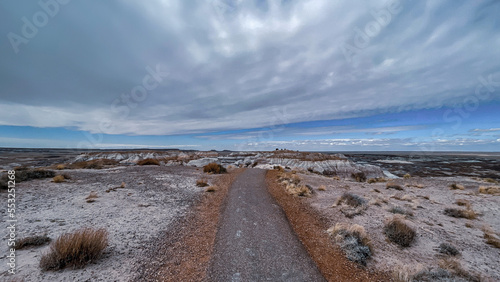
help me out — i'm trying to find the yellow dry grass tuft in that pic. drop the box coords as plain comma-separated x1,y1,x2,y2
56,164,65,170
196,178,209,187
478,186,500,195
205,185,217,192
52,175,65,183
318,185,326,191
40,228,108,271
449,183,465,190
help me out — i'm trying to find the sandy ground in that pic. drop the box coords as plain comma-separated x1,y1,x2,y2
1,165,212,281
297,171,500,280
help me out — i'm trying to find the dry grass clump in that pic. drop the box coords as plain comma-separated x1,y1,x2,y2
327,223,372,266
335,193,367,207
196,178,209,187
137,158,160,166
277,171,312,197
367,177,386,184
40,228,108,271
437,243,460,256
56,164,65,170
386,182,404,191
448,183,465,190
388,206,414,217
482,225,500,249
203,163,226,174
71,159,118,169
85,192,98,203
384,216,416,247
318,185,326,191
438,258,481,282
15,235,51,250
52,175,66,183
455,199,470,208
205,185,217,192
403,173,411,179
351,172,366,182
444,207,476,219
334,193,367,218
478,185,500,195
483,178,499,184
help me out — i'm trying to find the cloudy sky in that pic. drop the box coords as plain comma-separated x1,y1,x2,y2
1,0,499,151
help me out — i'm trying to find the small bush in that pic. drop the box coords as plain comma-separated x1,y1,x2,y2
56,164,65,170
444,208,476,219
478,186,500,194
438,258,481,282
484,178,498,184
205,185,217,192
203,163,226,174
52,175,66,183
384,217,416,247
438,243,460,256
137,158,160,166
449,183,465,190
40,228,108,271
336,193,366,207
318,185,326,191
386,182,404,191
351,172,366,182
196,179,209,187
16,235,51,250
455,199,470,208
322,170,336,176
482,226,500,249
367,177,386,184
327,223,372,266
85,192,98,203
389,206,414,217
412,268,453,281
403,174,411,179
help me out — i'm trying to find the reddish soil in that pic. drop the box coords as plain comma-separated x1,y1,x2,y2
134,169,242,281
266,169,393,282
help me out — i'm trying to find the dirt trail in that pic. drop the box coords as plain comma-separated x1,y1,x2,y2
208,168,325,282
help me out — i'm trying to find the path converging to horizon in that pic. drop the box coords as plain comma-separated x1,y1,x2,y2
208,168,325,282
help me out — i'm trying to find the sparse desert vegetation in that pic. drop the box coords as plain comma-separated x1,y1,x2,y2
437,242,460,256
334,193,367,218
137,158,161,166
443,207,477,219
52,175,66,183
196,178,209,187
386,182,403,191
203,162,227,174
85,191,98,203
478,185,500,194
351,172,366,182
15,235,51,250
388,206,414,217
327,223,372,266
318,184,326,191
205,185,217,192
384,217,416,247
40,228,108,271
482,225,500,249
448,183,465,190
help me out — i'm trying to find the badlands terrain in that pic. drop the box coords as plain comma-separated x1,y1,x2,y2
0,149,499,281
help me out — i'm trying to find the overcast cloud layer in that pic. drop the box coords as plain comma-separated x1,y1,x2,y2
1,0,500,149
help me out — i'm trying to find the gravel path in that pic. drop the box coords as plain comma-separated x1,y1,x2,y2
208,168,326,282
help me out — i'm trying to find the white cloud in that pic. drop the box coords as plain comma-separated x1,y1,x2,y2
0,0,499,136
